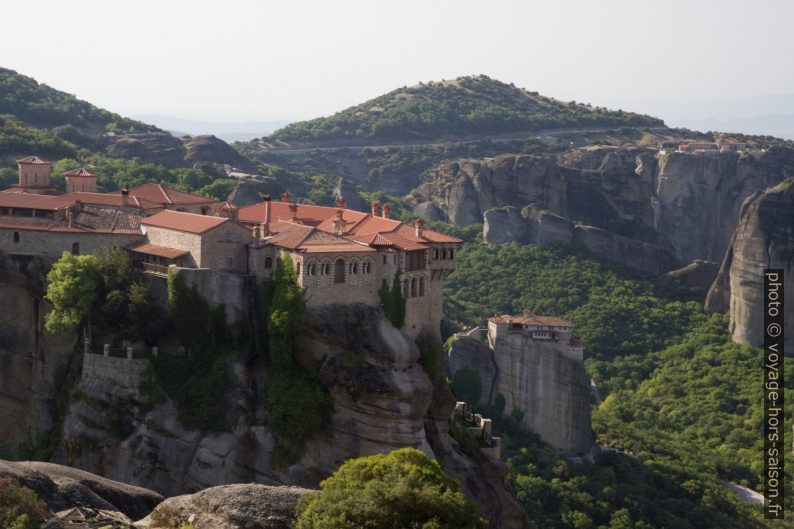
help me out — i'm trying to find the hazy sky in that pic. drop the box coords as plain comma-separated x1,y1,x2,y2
3,0,792,122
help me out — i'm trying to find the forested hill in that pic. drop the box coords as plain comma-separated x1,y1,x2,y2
0,68,155,134
268,75,664,144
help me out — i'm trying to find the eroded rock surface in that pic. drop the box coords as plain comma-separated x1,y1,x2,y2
706,182,794,351
134,483,311,529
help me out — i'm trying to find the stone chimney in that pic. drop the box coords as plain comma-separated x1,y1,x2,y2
333,209,345,235
523,308,532,318
371,202,381,217
415,218,425,238
382,204,391,218
336,195,346,209
289,202,298,222
281,191,291,203
262,194,272,235
121,188,129,207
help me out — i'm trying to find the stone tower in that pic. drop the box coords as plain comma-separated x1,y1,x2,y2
14,156,56,194
64,167,98,193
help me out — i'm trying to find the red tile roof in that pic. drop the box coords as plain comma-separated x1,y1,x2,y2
110,183,214,206
142,210,229,234
17,156,51,165
51,192,163,211
0,205,143,234
489,314,573,327
63,168,97,177
0,193,63,210
128,242,189,259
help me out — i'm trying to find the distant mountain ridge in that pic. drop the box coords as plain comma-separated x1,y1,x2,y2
267,75,664,145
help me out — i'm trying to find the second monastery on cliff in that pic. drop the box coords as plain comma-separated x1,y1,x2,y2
0,156,460,340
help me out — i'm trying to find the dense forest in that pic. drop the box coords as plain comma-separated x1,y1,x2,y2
268,75,663,144
442,237,793,528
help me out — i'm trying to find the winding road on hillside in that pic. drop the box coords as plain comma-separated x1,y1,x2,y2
259,126,671,154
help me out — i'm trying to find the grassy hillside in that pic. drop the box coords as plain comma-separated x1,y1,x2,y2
269,75,664,144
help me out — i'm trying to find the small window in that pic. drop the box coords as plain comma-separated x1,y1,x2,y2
382,255,387,264
13,231,19,243
322,263,330,275
349,262,357,275
309,264,316,275
433,248,439,259
393,255,397,264
71,242,80,255
264,257,273,269
441,249,447,259
296,260,302,274
448,249,454,259
334,259,345,283
364,262,370,274
411,278,418,298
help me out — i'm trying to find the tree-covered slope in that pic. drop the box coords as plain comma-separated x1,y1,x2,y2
269,75,664,144
0,67,155,133
441,237,792,528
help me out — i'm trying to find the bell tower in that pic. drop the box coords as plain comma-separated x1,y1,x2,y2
14,156,56,194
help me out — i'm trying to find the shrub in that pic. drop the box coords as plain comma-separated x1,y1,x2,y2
295,448,488,529
0,477,47,529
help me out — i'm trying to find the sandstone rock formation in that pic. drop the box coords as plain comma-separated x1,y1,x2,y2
226,178,286,207
52,302,529,528
706,181,794,352
420,147,794,272
183,135,255,172
447,331,592,455
105,133,187,168
134,483,312,529
664,259,720,294
333,177,365,212
0,254,77,456
0,459,162,521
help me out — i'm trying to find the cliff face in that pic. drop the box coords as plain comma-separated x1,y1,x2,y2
420,147,794,271
706,182,794,352
447,332,592,455
0,254,77,456
52,303,529,528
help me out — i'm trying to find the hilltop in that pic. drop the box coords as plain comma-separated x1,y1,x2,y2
267,75,664,145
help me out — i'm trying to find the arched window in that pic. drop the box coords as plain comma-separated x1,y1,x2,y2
349,262,357,275
12,231,19,243
334,259,345,283
296,260,302,275
403,279,410,298
308,264,316,275
71,242,80,255
264,257,273,269
364,262,371,274
419,277,426,296
411,278,418,298
323,263,330,275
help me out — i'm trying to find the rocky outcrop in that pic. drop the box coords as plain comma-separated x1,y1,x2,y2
665,260,720,294
105,133,187,168
0,254,77,456
448,331,591,455
420,147,794,271
705,182,794,352
0,459,162,521
53,302,527,527
333,177,365,212
227,178,286,207
134,483,312,529
183,135,255,172
482,204,677,274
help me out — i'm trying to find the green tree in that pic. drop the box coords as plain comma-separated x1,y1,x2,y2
44,251,100,334
379,271,405,328
295,448,488,529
